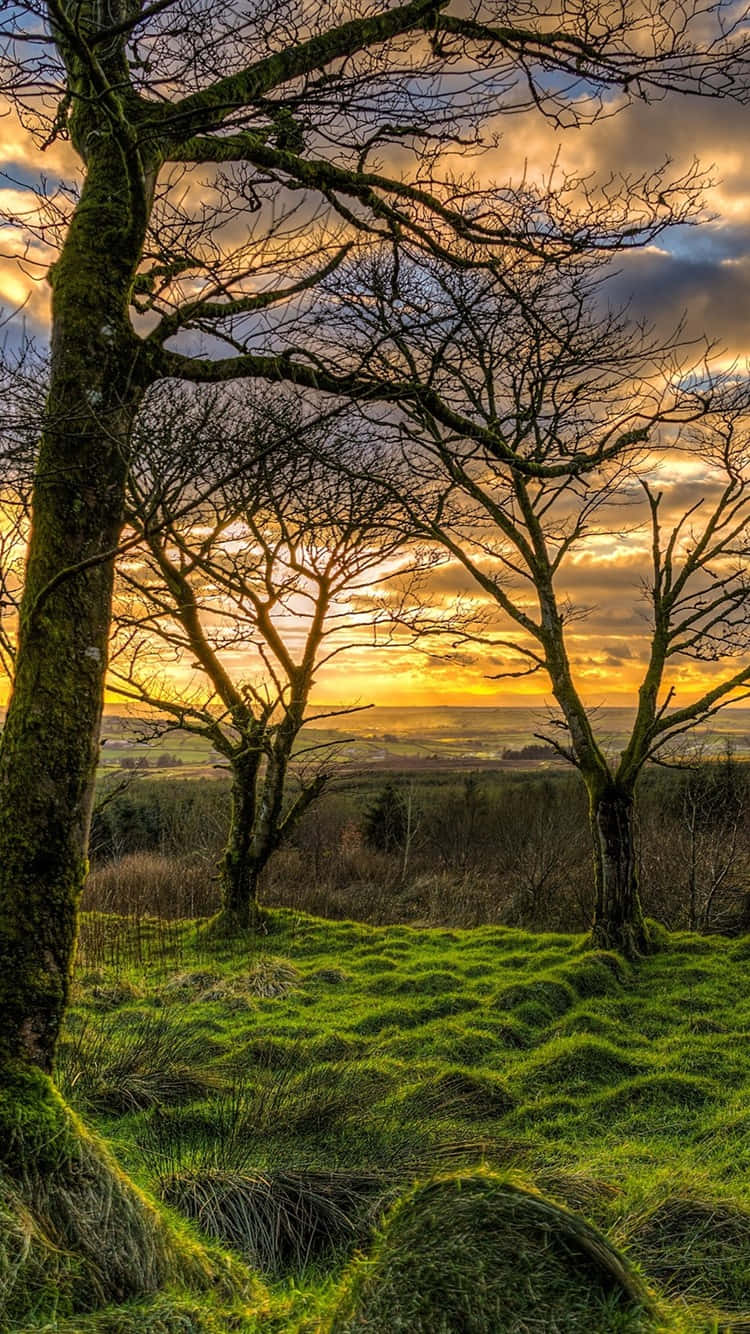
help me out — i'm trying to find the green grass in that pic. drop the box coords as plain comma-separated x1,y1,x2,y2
12,912,750,1330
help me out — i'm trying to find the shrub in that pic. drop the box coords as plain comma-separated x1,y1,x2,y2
84,851,219,920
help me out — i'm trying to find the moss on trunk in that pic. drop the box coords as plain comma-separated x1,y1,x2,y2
588,782,651,959
218,750,264,929
0,138,152,1071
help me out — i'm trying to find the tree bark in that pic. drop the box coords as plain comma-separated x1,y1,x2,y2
218,750,263,929
216,741,292,931
588,782,651,958
215,716,326,932
0,142,148,1072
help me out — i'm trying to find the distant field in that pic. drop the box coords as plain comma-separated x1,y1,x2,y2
99,706,750,776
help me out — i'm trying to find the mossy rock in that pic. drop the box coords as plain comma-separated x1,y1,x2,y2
324,1170,655,1333
624,1194,750,1310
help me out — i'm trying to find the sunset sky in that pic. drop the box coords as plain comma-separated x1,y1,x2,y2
3,49,750,710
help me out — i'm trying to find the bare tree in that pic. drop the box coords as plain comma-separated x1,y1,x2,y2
2,3,750,1315
112,386,423,930
1,0,747,1083
339,255,750,956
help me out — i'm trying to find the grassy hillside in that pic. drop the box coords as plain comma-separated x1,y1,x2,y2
9,914,750,1331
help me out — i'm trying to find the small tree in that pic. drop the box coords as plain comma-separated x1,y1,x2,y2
362,782,409,855
113,388,419,930
342,255,750,956
679,750,750,931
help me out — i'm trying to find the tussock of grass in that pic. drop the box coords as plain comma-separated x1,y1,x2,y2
512,1037,648,1095
87,976,144,1009
13,1291,268,1333
323,1170,654,1334
561,951,631,996
56,1013,221,1114
352,993,478,1035
141,1063,389,1159
535,1167,621,1219
246,956,302,999
592,1073,718,1118
624,1193,750,1310
400,1068,515,1121
495,975,577,1018
425,1023,499,1065
554,1006,635,1041
308,967,350,986
160,1167,377,1275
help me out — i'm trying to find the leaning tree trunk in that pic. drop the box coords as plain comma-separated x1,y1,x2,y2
588,781,651,958
0,142,149,1074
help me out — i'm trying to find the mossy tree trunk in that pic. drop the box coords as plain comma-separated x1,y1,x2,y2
217,705,327,931
0,138,152,1073
0,0,451,1074
587,779,650,957
219,747,263,930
